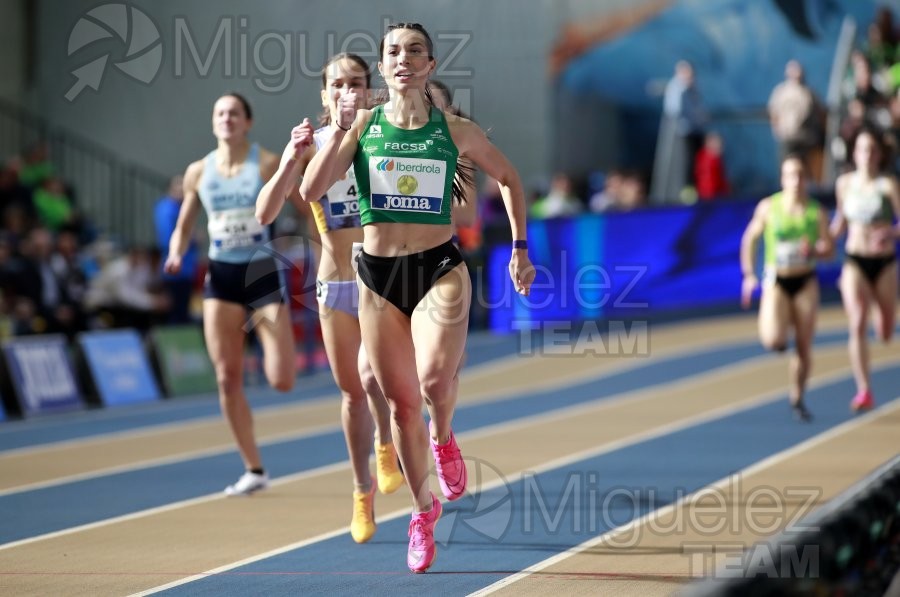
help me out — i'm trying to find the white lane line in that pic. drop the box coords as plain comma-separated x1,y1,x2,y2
0,394,335,458
0,421,341,498
0,460,349,552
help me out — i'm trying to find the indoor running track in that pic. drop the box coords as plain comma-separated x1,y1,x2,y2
0,307,897,596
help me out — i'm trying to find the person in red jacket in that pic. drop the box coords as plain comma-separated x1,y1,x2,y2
695,132,731,201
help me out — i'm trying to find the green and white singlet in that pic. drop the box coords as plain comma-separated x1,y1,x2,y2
353,106,459,226
763,192,821,270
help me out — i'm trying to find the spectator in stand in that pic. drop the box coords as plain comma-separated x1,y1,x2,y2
872,7,899,68
33,177,76,232
663,60,707,192
694,132,731,200
0,232,20,303
847,51,889,128
1,204,31,249
50,228,88,335
768,60,825,180
10,297,39,336
15,227,81,337
885,60,900,97
590,169,646,212
0,163,35,223
885,92,900,175
617,170,648,211
589,169,624,213
155,174,198,324
530,172,583,219
840,98,868,158
18,142,54,189
85,246,170,333
0,234,13,338
865,22,896,75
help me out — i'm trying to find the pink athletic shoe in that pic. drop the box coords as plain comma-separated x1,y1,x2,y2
850,390,875,413
407,493,442,573
431,430,467,501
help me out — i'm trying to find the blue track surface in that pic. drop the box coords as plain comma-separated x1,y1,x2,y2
2,323,898,596
1,335,776,542
158,369,899,595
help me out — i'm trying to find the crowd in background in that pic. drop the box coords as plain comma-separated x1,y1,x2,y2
770,6,900,187
0,145,173,340
836,7,900,176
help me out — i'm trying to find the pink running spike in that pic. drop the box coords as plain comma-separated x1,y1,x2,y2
407,493,442,573
850,390,875,413
431,430,467,501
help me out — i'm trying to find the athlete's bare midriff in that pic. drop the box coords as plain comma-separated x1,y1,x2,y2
363,221,453,257
844,221,896,258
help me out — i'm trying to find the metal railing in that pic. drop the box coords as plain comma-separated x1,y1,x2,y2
0,97,169,246
823,16,857,185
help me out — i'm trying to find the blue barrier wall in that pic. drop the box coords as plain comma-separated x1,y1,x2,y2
1,335,83,417
78,329,162,406
486,200,844,333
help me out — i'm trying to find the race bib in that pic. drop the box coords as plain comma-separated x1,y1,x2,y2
327,169,360,219
775,239,809,269
208,207,265,250
368,157,445,214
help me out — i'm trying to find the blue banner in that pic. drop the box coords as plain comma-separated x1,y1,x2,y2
78,330,162,406
487,201,843,332
2,335,83,417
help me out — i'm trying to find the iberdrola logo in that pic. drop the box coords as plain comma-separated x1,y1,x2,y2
376,159,395,172
66,3,162,101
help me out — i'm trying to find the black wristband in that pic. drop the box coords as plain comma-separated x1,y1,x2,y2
336,122,351,132
513,240,528,250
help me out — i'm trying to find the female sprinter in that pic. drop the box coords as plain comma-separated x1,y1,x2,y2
256,54,404,543
741,155,832,421
299,23,535,573
830,128,900,412
166,93,296,496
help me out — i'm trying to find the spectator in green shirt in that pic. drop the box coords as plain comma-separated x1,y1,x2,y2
33,177,74,231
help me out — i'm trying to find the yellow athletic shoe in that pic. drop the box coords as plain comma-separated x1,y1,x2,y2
350,487,376,544
375,442,405,495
